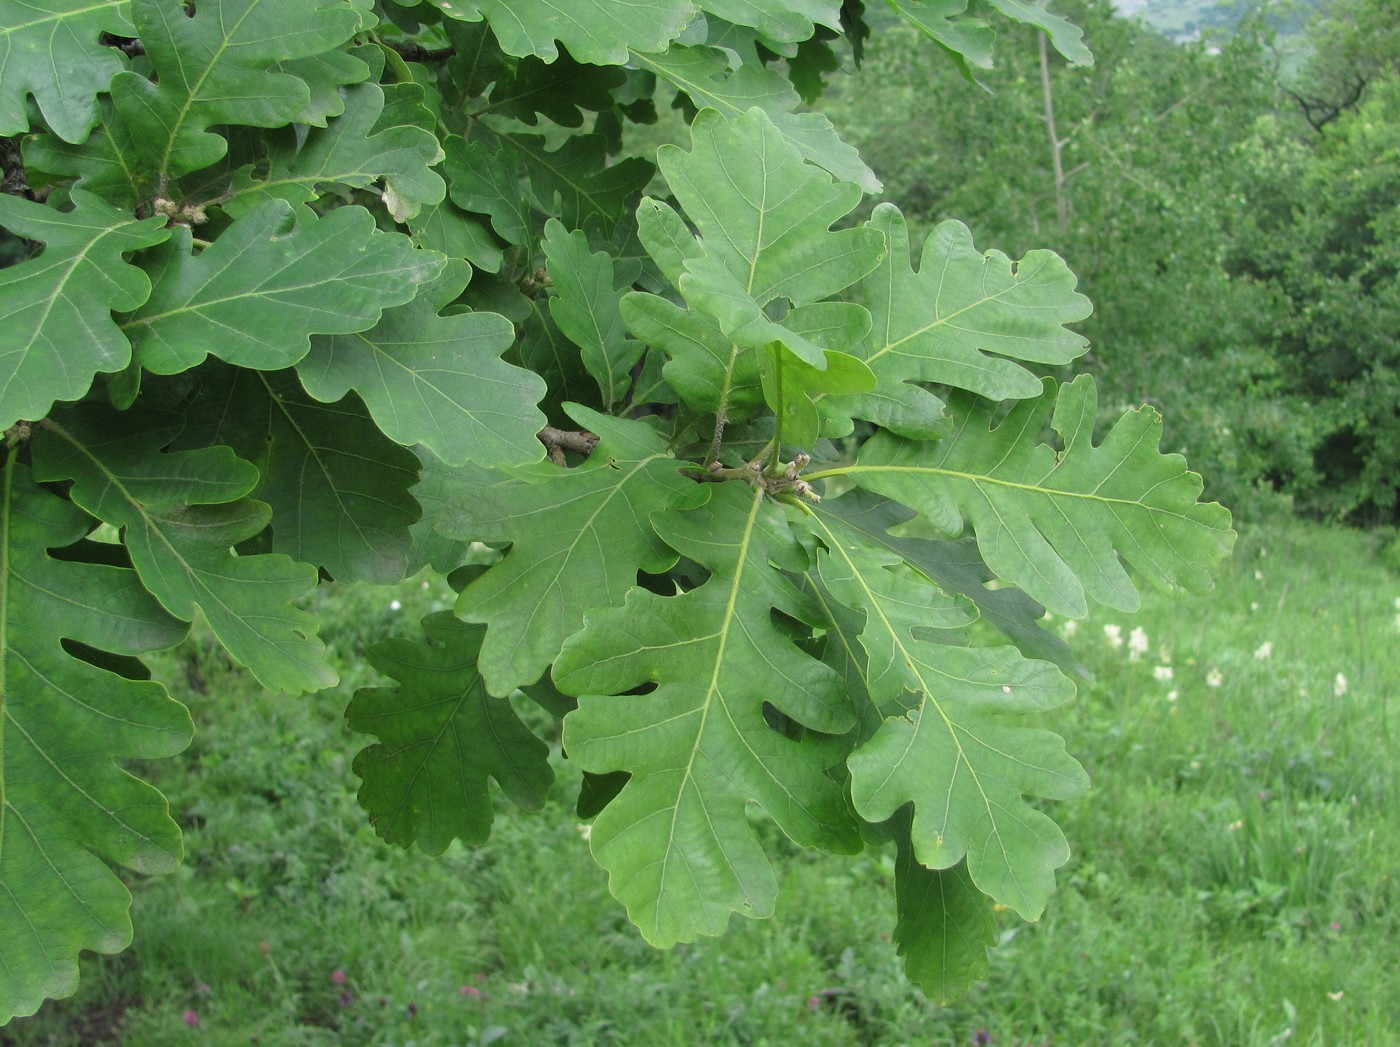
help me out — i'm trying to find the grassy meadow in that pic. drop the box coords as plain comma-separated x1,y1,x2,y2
4,514,1397,1047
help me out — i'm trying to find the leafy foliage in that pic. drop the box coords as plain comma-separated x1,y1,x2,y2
0,0,1234,1023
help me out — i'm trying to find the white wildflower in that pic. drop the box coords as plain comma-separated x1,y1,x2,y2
1333,673,1348,698
1128,626,1149,660
1166,690,1179,702
390,599,402,611
1206,667,1224,688
1153,665,1174,683
575,823,593,842
1254,641,1273,660
1254,569,1264,581
1103,624,1123,648
1062,619,1078,639
1250,601,1260,612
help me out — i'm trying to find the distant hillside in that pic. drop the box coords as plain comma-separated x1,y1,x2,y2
1112,0,1320,44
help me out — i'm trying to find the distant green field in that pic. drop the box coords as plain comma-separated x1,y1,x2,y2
5,512,1397,1046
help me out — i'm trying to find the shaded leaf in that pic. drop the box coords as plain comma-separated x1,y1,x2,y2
0,461,192,1023
31,404,334,694
543,220,642,410
554,483,860,946
348,612,553,854
0,190,170,430
300,260,547,468
123,202,443,375
440,407,705,694
890,822,996,1004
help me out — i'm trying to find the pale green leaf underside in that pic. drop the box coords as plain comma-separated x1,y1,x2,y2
0,0,132,141
348,613,553,854
802,503,1086,918
846,375,1235,617
1,462,192,1024
0,190,170,432
837,205,1091,439
556,484,859,946
659,107,884,310
985,0,1093,65
886,0,995,70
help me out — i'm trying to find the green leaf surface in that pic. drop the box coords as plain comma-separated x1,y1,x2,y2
1,460,192,1023
443,133,533,246
621,291,764,421
223,79,446,223
798,501,1087,918
633,46,879,191
700,0,842,44
890,827,996,1004
660,108,884,314
502,132,654,230
438,0,697,64
0,190,170,431
107,0,366,183
886,0,994,70
814,489,1084,676
123,202,443,374
487,49,628,127
162,362,421,583
843,375,1237,617
0,0,132,141
31,405,335,694
348,612,553,854
554,483,860,946
837,206,1091,439
439,407,705,695
543,220,643,410
300,261,547,469
985,0,1093,65
758,342,875,447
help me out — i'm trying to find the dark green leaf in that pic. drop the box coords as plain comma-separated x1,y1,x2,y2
348,612,553,853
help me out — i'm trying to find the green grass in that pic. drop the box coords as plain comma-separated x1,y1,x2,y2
5,516,1397,1046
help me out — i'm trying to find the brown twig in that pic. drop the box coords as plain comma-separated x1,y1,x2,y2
539,426,599,465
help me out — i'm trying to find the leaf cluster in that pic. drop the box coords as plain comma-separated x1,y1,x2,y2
0,0,1232,1022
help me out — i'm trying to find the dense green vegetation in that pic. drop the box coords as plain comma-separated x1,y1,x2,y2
824,0,1400,523
4,513,1395,1045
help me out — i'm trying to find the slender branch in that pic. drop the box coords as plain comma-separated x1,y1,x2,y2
1038,34,1069,229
